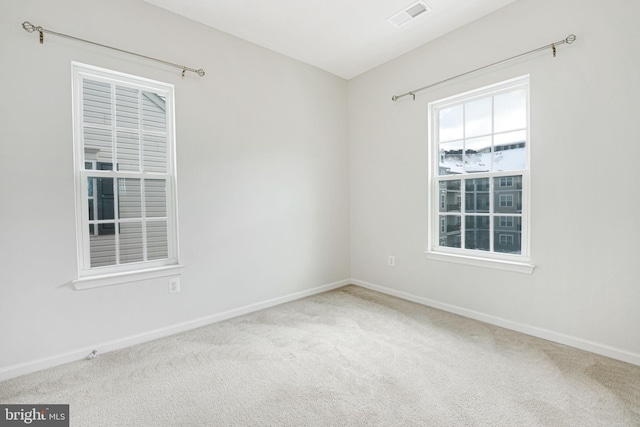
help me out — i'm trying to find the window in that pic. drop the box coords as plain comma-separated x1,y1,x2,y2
427,76,533,273
499,176,513,187
72,63,182,288
499,234,514,245
499,216,514,228
499,194,514,208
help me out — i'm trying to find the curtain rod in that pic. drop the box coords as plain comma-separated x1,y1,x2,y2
391,34,576,101
22,21,205,78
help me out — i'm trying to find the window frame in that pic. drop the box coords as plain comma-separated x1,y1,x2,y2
71,63,183,289
425,76,534,274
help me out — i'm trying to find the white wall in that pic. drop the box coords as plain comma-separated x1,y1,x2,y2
349,0,640,363
0,0,350,375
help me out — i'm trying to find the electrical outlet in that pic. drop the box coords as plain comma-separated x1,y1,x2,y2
388,255,396,267
169,277,181,294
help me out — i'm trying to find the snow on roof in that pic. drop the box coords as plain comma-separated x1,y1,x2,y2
440,146,525,174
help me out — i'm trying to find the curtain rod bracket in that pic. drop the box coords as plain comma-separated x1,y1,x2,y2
21,21,43,44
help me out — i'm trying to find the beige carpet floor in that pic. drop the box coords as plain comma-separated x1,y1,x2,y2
1,285,639,426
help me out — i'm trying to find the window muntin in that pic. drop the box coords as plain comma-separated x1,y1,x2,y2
73,63,179,279
429,76,529,263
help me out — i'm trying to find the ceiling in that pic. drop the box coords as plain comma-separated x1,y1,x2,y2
143,0,518,80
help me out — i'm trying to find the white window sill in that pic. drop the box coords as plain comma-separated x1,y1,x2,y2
73,265,185,290
425,251,534,274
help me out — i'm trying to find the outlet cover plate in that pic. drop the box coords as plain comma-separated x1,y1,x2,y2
169,277,181,293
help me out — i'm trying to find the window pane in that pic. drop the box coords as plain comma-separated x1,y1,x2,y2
84,128,113,168
145,179,167,218
439,180,461,212
494,89,526,133
494,175,522,214
439,215,461,248
438,104,463,142
118,178,142,219
142,91,167,132
147,221,169,260
465,178,490,213
465,216,490,251
464,136,491,173
143,134,167,173
464,97,491,138
116,86,139,129
87,177,94,198
494,131,526,171
116,131,140,171
90,232,116,268
438,140,463,175
119,222,144,264
88,177,115,221
494,216,522,254
83,79,112,126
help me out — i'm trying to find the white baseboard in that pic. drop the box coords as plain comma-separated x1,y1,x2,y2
351,278,640,367
0,279,351,382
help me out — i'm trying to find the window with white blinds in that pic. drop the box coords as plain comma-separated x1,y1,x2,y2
72,63,180,285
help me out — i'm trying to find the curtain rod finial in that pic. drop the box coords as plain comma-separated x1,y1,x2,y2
22,21,38,33
566,34,577,44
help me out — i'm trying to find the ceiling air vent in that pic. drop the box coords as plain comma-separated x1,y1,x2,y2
388,1,430,27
